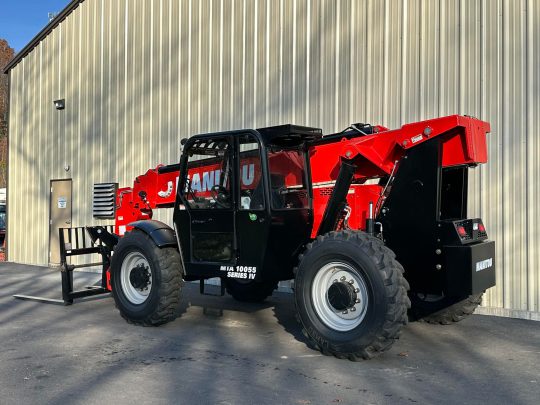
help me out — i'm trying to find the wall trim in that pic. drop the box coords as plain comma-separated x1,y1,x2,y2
476,306,540,322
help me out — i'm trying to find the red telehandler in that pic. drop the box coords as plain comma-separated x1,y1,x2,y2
16,115,495,360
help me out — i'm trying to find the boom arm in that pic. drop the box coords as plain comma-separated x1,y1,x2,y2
115,164,180,235
310,115,490,184
309,115,491,236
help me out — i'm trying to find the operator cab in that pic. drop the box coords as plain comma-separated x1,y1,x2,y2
174,125,322,282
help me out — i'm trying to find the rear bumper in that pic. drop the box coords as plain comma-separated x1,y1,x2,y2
444,240,496,296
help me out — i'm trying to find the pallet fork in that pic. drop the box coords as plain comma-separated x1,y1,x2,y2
13,226,118,305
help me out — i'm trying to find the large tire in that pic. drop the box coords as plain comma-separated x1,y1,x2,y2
110,229,183,326
409,293,483,324
225,279,278,303
294,231,410,360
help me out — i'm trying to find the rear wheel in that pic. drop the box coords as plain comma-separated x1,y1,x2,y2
294,231,410,360
409,293,483,324
110,230,183,326
225,279,278,303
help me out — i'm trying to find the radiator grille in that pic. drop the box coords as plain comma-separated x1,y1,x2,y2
92,183,117,219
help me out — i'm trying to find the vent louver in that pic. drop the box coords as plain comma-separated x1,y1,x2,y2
93,183,118,219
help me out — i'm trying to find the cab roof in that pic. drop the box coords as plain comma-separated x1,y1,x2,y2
256,124,322,147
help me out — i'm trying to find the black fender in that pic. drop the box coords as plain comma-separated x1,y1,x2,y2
128,220,178,248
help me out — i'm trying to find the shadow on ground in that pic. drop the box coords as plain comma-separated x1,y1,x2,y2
0,263,539,405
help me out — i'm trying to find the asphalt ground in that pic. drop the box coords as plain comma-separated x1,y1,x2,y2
0,262,539,405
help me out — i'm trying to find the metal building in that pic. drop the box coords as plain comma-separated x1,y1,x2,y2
3,0,539,320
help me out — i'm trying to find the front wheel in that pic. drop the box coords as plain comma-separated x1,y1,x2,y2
110,230,184,326
294,231,410,360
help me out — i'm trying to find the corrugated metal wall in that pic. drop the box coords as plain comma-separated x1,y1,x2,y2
7,0,540,319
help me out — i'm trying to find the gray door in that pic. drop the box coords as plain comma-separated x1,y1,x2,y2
49,179,72,265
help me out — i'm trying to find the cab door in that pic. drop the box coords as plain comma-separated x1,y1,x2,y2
234,133,270,281
175,136,237,279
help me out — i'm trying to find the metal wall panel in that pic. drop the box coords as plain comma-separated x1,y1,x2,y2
7,0,540,319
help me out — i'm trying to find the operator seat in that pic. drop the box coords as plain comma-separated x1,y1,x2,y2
249,173,286,209
249,180,264,210
269,174,286,209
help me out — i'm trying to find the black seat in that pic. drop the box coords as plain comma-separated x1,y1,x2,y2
269,174,286,209
249,173,286,209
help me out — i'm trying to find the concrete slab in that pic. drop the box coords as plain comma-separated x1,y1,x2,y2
0,263,539,405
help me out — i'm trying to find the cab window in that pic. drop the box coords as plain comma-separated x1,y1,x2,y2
183,138,232,209
238,134,264,210
267,147,309,209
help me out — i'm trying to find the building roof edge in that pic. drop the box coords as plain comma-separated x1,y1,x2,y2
3,0,86,74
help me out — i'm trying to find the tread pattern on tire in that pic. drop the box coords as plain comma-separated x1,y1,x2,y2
414,293,483,325
113,230,184,326
294,230,411,361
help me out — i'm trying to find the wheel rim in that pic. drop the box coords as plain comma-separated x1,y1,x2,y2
311,261,369,332
120,251,152,305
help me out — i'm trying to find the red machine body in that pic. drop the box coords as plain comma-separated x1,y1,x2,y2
115,115,490,239
56,113,493,361
14,113,493,362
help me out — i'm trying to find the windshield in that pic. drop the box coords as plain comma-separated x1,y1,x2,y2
182,138,232,209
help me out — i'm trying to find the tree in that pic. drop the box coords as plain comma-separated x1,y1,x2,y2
0,39,15,188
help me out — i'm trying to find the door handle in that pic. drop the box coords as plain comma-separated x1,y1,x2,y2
192,218,213,224
65,220,71,225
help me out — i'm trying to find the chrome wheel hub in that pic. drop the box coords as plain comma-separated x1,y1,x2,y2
311,262,369,332
120,251,152,304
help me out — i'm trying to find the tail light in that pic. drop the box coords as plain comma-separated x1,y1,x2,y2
453,219,488,243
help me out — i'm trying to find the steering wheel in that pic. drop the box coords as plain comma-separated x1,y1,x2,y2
210,185,230,208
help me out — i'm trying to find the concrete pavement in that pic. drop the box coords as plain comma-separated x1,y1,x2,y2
0,263,539,405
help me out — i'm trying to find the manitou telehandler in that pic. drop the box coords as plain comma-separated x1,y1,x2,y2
16,115,496,360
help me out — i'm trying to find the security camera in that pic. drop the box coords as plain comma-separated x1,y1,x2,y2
54,99,65,110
